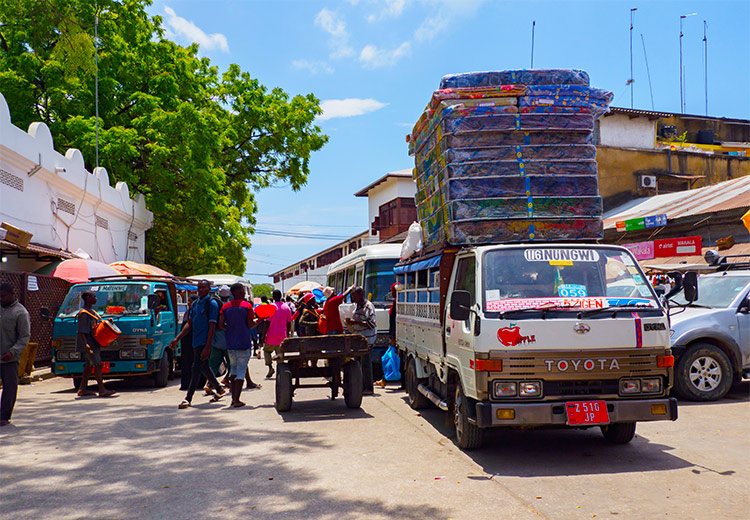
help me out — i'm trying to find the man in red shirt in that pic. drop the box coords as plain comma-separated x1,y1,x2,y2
320,286,353,334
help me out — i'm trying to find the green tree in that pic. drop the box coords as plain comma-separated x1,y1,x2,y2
0,0,327,275
251,283,274,301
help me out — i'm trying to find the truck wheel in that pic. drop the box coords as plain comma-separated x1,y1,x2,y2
73,377,83,391
406,358,429,410
154,354,169,388
275,362,293,412
601,422,636,444
453,384,483,450
674,343,732,401
343,360,363,409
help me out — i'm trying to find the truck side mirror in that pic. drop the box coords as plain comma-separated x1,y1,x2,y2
682,271,699,303
664,271,683,300
147,294,161,310
450,290,472,321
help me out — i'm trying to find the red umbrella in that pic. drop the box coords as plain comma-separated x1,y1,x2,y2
36,258,120,283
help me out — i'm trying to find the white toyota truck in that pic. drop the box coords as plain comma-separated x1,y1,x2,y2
395,243,679,449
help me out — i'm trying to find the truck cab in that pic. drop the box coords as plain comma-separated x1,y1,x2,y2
51,276,179,388
396,244,677,449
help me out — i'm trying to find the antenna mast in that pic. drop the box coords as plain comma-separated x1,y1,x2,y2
531,21,536,68
703,20,708,116
630,8,637,108
641,34,655,110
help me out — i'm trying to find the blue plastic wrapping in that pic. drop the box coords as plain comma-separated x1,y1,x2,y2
440,69,590,89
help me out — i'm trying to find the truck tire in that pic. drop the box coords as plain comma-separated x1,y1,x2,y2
406,357,429,410
601,422,636,444
343,360,363,409
453,384,483,450
154,354,169,388
73,377,83,391
275,362,293,412
674,343,733,401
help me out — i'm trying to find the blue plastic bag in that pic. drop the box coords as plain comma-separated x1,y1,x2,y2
381,346,401,381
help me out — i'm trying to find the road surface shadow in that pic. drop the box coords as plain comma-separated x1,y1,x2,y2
278,397,375,422
0,384,446,520
401,396,694,478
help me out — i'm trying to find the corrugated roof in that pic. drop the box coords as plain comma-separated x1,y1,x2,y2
0,240,74,259
603,176,750,229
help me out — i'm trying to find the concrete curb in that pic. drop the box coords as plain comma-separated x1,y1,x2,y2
18,367,57,385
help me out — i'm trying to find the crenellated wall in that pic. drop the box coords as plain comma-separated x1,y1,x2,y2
0,92,153,270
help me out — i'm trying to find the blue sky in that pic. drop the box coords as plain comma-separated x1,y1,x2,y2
147,0,750,284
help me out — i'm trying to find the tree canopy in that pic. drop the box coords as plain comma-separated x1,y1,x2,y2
0,0,327,275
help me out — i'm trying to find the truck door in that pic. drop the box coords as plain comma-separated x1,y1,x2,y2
153,284,176,358
738,289,750,367
445,255,477,396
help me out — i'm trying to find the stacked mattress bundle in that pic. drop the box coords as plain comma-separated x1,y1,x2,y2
407,69,613,247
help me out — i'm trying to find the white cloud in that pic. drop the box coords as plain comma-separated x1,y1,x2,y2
414,0,486,43
318,98,388,121
359,41,411,68
163,6,229,52
367,0,410,22
315,8,355,59
292,60,334,74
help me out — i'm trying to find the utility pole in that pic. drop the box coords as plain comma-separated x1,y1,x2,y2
680,13,697,113
630,8,637,109
703,20,708,116
530,21,536,68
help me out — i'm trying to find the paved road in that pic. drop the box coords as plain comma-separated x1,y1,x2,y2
1,358,748,520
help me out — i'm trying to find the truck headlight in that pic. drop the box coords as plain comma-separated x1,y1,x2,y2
641,378,662,393
493,381,517,397
57,351,69,360
620,379,641,394
132,349,147,359
69,352,81,360
120,350,132,359
519,381,541,397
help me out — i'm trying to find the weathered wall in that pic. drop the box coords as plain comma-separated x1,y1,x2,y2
599,113,656,149
597,145,750,210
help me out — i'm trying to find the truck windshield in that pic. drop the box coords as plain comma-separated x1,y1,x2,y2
672,274,750,308
57,284,151,318
364,259,398,305
483,247,657,312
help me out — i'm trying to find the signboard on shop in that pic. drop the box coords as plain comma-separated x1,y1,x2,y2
654,236,702,257
616,214,668,232
622,241,655,260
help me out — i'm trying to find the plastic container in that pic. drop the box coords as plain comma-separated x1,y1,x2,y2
338,303,357,324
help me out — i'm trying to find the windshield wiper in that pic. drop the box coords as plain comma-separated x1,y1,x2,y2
685,303,711,308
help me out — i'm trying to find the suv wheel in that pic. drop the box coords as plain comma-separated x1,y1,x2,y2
674,343,733,401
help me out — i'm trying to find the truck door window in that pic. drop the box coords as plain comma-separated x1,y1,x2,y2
453,257,476,305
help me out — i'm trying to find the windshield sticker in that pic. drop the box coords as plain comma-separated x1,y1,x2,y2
557,284,587,298
626,266,640,274
621,255,635,266
524,249,600,262
141,296,148,308
99,285,129,292
486,296,656,312
633,275,644,284
486,289,500,301
638,287,652,296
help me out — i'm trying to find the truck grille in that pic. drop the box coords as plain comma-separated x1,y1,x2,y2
56,335,145,352
543,379,620,397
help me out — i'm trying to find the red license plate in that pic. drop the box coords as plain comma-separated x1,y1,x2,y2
101,362,110,374
565,400,609,425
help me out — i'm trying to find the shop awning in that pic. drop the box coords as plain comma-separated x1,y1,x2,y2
175,283,198,291
394,254,441,274
0,239,74,261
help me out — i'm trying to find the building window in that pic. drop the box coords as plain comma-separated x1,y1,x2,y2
1,169,23,191
375,197,417,240
57,198,76,215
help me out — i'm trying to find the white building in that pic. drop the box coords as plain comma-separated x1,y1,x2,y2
0,92,152,272
270,169,417,292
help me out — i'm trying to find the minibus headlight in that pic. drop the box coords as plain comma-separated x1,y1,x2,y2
493,381,517,397
620,379,641,394
519,381,541,397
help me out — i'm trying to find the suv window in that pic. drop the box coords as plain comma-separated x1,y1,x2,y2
672,274,750,308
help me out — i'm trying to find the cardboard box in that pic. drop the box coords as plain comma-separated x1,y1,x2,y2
1,222,33,247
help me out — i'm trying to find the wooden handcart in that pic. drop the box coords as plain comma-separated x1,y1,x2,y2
273,334,369,412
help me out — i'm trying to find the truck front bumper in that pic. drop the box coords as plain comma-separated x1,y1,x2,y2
475,397,677,428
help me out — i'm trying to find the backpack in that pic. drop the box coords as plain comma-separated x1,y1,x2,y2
196,294,222,318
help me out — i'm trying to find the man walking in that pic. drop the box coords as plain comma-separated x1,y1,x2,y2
76,291,116,397
219,283,262,407
263,290,292,379
0,283,30,426
169,280,227,409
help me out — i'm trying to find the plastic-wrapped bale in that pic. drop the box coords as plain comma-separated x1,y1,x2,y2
418,160,599,181
442,175,600,199
439,69,590,89
447,218,603,243
447,196,603,220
